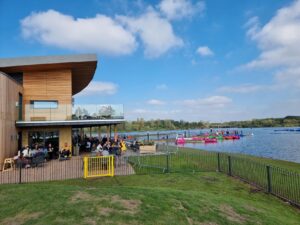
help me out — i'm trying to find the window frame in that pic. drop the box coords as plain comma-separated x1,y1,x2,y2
30,100,59,109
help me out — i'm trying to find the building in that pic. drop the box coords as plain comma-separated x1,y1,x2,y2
0,54,124,164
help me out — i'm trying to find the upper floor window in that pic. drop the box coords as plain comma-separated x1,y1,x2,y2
30,100,58,109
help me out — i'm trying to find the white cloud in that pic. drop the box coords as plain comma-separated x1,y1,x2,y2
158,0,205,20
217,84,264,94
196,46,214,57
156,84,168,90
117,8,183,58
245,0,300,68
75,81,118,97
180,95,232,108
275,67,300,88
21,10,137,56
21,7,184,58
147,99,166,105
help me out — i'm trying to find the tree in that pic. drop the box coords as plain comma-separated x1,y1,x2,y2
99,105,115,119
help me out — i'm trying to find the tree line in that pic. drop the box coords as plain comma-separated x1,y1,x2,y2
116,116,300,132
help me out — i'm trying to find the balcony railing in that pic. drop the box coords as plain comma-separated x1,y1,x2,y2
20,104,124,121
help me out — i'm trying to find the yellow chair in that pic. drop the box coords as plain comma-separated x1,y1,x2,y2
2,158,15,171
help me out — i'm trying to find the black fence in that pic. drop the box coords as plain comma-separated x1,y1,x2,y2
127,144,300,208
0,157,83,184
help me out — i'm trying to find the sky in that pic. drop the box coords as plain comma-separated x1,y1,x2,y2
1,0,300,122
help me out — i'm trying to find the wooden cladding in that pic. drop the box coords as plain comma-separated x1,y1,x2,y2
0,73,23,164
23,70,72,121
23,70,72,105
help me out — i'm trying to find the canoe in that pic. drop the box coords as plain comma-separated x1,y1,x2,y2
204,138,217,143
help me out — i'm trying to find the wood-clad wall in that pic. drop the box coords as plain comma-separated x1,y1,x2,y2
23,70,72,121
0,74,23,165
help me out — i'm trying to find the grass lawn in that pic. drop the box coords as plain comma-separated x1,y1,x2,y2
0,172,299,225
167,145,300,173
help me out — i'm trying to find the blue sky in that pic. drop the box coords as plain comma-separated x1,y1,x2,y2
1,0,300,122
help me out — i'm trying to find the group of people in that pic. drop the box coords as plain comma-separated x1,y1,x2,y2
15,142,72,167
75,135,127,156
13,135,128,168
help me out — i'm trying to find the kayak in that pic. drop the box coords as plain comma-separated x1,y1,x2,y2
205,138,217,143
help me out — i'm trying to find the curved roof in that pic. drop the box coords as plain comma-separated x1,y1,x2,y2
0,54,97,95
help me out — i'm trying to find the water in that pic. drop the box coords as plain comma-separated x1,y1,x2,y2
122,128,300,164
173,128,300,163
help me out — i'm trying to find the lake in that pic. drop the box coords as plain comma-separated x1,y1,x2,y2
123,128,300,164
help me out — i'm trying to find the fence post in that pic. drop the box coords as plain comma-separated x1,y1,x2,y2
147,133,150,143
166,153,170,173
217,153,221,172
157,132,159,140
266,165,272,193
83,157,88,179
228,156,232,176
19,161,22,184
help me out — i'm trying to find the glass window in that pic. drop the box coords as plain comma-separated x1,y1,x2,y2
30,100,58,109
28,131,59,150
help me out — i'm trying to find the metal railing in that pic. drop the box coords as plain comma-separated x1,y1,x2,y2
20,104,124,121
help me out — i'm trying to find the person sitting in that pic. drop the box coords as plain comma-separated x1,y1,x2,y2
47,143,54,160
86,139,91,151
96,143,103,151
59,142,71,160
22,146,30,157
102,141,110,150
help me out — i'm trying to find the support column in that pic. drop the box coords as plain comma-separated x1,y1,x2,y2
98,126,101,140
80,128,84,140
106,125,110,139
114,125,118,142
89,127,92,138
109,125,112,140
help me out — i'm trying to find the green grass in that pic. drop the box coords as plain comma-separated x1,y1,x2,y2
0,173,299,225
166,145,300,173
128,146,300,206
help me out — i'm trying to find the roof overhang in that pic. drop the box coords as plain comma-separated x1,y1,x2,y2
0,54,97,95
16,119,124,128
